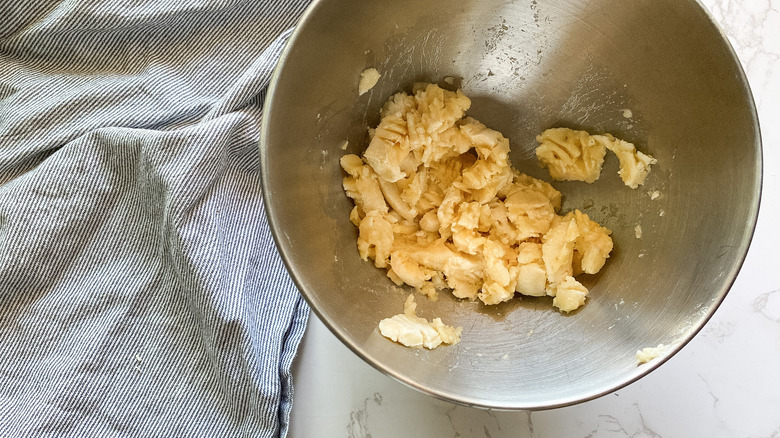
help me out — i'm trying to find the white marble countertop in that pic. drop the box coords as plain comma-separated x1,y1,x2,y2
289,1,780,436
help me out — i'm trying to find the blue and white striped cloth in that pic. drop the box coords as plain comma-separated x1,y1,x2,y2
0,1,312,436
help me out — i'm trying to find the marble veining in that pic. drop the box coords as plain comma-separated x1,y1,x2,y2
346,400,369,438
585,406,661,438
753,289,780,321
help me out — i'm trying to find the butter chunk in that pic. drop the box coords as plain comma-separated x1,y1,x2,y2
378,294,462,349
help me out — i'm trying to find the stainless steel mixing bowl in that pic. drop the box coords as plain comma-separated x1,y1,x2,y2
260,0,761,409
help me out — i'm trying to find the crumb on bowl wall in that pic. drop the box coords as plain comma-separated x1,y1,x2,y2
358,68,381,95
378,294,462,349
636,344,666,364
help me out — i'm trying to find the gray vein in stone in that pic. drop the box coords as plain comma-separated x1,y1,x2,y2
598,414,629,435
752,289,780,321
697,372,720,409
445,405,460,438
347,395,383,438
631,403,661,438
486,410,499,431
702,320,736,343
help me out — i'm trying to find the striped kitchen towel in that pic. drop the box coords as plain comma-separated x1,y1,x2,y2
0,0,312,436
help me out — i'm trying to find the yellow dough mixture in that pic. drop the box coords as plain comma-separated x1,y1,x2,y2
341,83,614,319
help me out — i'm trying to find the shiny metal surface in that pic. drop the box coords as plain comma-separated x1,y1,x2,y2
260,0,761,409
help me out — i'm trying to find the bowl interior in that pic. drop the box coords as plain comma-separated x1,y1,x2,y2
260,0,761,409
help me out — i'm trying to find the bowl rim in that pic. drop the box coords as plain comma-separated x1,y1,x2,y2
259,0,763,410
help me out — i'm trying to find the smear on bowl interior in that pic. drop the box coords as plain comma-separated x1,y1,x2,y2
358,68,381,95
340,82,656,349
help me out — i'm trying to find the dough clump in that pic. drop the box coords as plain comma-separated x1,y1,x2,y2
536,127,656,189
342,84,613,314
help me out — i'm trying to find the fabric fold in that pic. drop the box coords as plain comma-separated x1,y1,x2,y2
0,1,312,436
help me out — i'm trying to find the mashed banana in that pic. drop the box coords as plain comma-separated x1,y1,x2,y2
341,84,613,317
